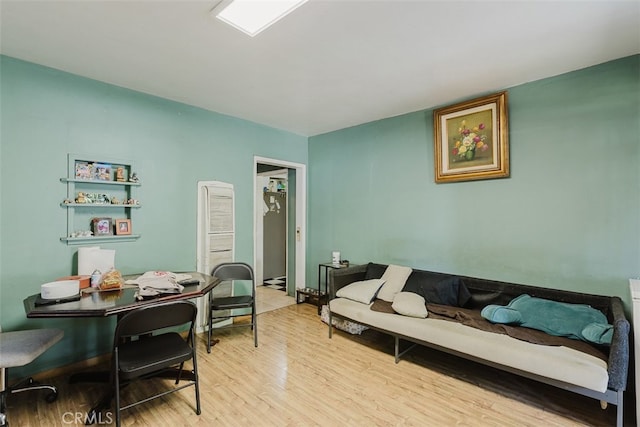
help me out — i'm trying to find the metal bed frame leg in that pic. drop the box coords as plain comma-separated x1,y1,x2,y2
394,337,417,364
615,390,623,427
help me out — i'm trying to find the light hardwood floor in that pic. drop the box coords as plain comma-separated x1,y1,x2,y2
5,303,634,426
256,285,296,314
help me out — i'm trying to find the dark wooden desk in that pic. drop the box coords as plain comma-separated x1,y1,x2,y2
22,271,219,425
24,272,219,318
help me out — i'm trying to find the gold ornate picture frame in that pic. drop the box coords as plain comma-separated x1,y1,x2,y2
434,91,509,183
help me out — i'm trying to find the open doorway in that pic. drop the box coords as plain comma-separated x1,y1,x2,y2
253,156,306,313
259,168,287,289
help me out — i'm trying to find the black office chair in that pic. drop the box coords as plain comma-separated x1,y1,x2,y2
0,328,64,427
207,262,257,353
111,300,200,427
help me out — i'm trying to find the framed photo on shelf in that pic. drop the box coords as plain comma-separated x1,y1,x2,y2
93,163,112,181
434,91,509,183
115,219,132,236
91,217,113,236
75,162,92,180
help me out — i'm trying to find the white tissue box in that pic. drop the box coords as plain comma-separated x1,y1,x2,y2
41,279,80,300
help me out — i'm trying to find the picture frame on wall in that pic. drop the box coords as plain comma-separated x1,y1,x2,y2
91,217,113,236
434,91,509,183
115,219,132,236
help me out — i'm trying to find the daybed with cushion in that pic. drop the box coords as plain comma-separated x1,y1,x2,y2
327,263,629,426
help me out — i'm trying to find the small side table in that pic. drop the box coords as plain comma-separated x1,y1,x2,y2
297,262,352,315
296,287,325,315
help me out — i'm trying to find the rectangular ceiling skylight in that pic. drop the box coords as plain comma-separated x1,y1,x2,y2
212,0,309,37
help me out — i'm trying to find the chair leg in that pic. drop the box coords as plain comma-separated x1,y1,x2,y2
175,362,184,385
0,367,59,427
8,377,58,403
114,353,121,427
0,391,7,427
207,310,213,354
1,368,7,427
253,308,258,348
190,330,201,416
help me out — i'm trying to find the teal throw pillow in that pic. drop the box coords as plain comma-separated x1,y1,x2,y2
481,305,523,324
582,322,614,345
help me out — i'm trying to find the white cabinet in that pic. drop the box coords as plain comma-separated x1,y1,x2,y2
60,154,141,244
196,181,235,331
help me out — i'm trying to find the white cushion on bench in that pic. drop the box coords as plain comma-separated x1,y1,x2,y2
329,297,608,393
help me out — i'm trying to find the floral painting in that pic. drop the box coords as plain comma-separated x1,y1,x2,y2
434,91,509,183
448,111,493,166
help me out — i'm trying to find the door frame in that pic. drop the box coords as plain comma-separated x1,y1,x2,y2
253,156,306,293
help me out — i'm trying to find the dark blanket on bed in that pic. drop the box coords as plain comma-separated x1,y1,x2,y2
370,299,608,362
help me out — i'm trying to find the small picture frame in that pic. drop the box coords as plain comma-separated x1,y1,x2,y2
75,162,92,179
91,217,113,236
115,166,126,182
115,219,132,236
93,163,112,181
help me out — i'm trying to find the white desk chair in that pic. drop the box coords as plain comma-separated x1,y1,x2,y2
0,328,64,426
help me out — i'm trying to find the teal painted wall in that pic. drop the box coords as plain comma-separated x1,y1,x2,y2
2,54,639,378
308,55,639,310
0,56,307,376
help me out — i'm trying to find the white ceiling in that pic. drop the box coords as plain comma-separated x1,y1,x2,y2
1,1,639,137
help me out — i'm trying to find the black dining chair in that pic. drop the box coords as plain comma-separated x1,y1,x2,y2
207,262,257,353
110,300,200,427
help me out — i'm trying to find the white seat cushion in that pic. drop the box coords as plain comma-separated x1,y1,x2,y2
0,329,64,368
330,298,608,393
